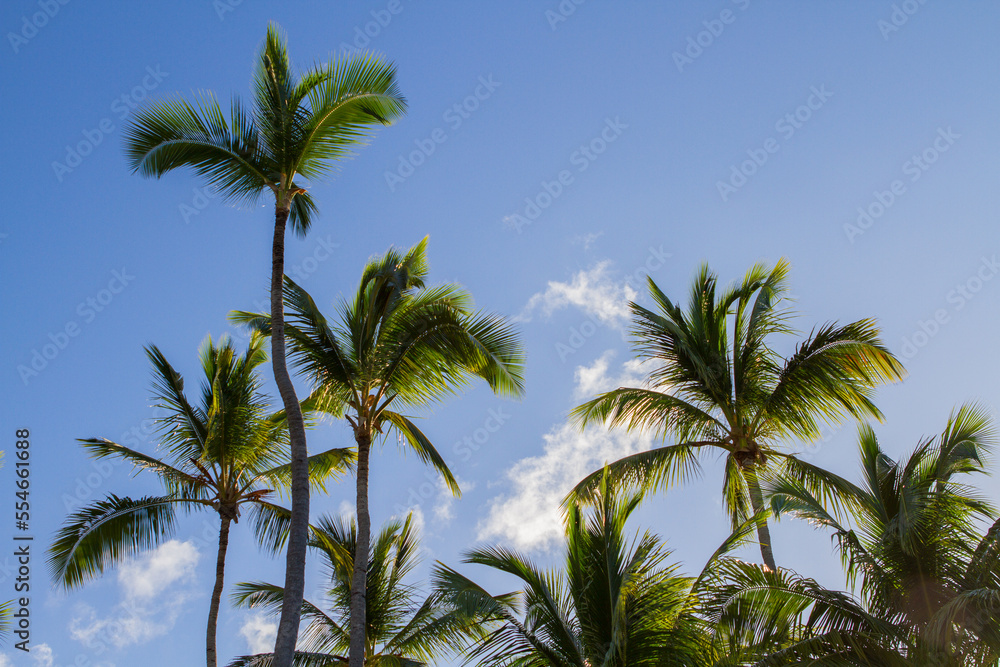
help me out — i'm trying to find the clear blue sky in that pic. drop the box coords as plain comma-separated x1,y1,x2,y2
2,1,999,664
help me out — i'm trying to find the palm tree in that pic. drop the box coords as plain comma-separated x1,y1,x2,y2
227,513,481,666
47,333,354,667
765,403,1000,664
699,546,912,664
569,260,906,570
434,470,713,666
231,238,525,666
123,24,406,664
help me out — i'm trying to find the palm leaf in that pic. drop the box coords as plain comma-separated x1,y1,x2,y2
48,495,185,589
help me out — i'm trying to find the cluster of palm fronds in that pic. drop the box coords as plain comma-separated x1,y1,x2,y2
33,20,996,664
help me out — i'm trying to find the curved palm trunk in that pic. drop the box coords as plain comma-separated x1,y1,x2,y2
349,433,372,667
206,515,232,667
270,206,311,667
745,470,777,571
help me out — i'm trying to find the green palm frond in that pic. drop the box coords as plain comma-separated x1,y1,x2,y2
254,446,356,495
48,495,183,589
234,514,474,666
567,440,710,506
124,91,272,208
381,412,459,496
760,319,907,440
77,438,205,498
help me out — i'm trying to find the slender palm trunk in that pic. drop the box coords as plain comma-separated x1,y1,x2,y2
206,515,232,667
745,470,777,571
349,433,372,667
270,205,310,667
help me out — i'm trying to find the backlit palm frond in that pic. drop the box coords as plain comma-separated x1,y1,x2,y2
293,53,407,181
48,495,183,589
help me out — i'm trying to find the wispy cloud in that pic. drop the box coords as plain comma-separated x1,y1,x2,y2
31,645,54,667
477,352,655,551
69,540,200,650
516,261,637,327
240,613,277,654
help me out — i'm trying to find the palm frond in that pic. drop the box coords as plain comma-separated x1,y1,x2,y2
48,495,184,589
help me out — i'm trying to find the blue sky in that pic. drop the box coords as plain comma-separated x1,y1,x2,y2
2,1,999,664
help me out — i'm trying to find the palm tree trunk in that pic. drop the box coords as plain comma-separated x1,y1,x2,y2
206,514,232,667
270,205,310,667
349,432,372,667
745,470,777,571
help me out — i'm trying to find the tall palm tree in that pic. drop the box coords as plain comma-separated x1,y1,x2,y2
434,470,713,666
227,513,481,666
231,238,525,667
569,260,906,570
123,24,406,664
765,403,1000,664
47,334,354,667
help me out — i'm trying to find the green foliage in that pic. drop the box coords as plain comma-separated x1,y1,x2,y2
231,237,526,491
47,333,353,588
228,514,480,666
761,404,1000,664
568,260,905,566
435,472,711,666
124,23,407,232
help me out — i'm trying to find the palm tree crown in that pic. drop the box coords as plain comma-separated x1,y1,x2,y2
766,403,1000,664
435,471,711,666
229,513,480,666
47,334,353,667
570,260,906,570
231,237,525,666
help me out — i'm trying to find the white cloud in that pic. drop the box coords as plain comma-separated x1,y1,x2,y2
573,231,605,250
516,261,637,327
434,474,473,523
69,540,201,650
240,613,277,654
118,539,199,599
477,352,657,551
31,645,54,667
0,655,11,667
338,500,356,522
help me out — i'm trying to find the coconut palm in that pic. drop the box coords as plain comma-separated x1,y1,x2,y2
231,237,525,666
434,470,715,666
568,260,906,570
123,24,406,664
227,513,481,666
47,333,354,667
765,403,1000,664
696,546,916,665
